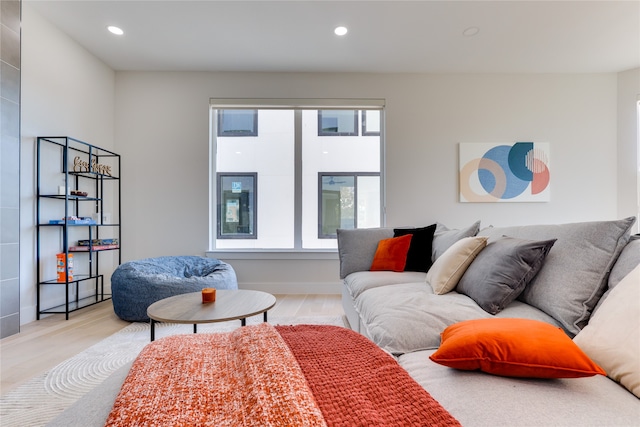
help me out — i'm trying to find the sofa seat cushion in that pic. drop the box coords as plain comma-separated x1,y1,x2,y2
398,349,640,427
494,300,561,326
354,281,562,355
355,283,490,354
477,217,636,335
344,271,427,300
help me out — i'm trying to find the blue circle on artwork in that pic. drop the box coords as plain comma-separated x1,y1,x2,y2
478,145,529,199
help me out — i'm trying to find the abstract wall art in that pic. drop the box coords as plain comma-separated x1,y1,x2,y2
459,142,550,202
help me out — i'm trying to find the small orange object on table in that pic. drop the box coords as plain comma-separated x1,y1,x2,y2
202,288,216,303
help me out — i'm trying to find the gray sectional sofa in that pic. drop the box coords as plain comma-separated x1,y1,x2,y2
338,217,640,426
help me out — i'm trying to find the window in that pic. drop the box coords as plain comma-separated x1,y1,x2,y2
362,110,381,136
210,99,384,251
318,110,358,136
217,109,258,137
318,173,381,238
217,173,257,239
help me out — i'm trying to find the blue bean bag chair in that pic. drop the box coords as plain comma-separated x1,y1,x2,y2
111,256,238,322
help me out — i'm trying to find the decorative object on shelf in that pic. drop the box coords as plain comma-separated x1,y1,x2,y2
459,142,550,203
72,155,112,176
37,136,121,320
56,253,73,282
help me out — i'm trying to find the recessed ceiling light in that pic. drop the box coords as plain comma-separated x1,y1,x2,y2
463,27,479,37
334,26,348,36
107,26,124,36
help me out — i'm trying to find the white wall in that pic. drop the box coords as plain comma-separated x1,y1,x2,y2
114,71,627,292
20,5,115,323
617,67,640,233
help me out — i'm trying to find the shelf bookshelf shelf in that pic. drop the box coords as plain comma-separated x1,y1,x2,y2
36,136,121,320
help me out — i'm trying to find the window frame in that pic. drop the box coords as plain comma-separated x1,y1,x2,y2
209,98,386,253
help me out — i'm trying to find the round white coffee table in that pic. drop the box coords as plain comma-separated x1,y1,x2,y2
146,290,276,341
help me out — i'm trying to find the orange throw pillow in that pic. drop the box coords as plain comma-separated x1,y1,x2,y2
430,318,606,378
370,234,412,272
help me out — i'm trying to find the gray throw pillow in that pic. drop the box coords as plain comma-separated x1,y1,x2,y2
456,237,557,315
432,221,481,262
477,217,636,335
337,228,394,278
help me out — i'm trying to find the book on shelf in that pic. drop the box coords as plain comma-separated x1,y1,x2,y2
77,238,119,246
49,216,96,225
68,244,119,251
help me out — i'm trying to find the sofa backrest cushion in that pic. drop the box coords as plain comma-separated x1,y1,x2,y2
477,217,636,336
456,237,557,315
607,234,640,290
337,228,394,279
593,235,640,314
432,221,480,262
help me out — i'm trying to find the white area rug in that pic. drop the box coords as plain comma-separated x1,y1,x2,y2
0,315,346,427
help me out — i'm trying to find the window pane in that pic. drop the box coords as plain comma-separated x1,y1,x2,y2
318,110,358,136
215,109,295,249
362,110,381,135
357,175,380,228
217,174,257,238
218,110,258,136
320,175,355,237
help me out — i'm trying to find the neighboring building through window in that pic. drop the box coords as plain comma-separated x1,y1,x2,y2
210,100,384,250
217,109,258,137
217,173,257,239
318,110,359,136
318,173,380,238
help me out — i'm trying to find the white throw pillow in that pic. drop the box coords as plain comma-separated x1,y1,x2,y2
426,236,487,294
573,264,640,398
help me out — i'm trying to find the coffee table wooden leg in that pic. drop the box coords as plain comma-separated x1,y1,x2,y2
264,311,268,322
241,318,246,326
150,319,156,342
194,324,197,334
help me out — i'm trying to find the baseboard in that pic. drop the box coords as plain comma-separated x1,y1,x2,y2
238,282,341,294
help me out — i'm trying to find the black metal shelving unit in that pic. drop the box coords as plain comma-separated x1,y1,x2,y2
36,136,121,319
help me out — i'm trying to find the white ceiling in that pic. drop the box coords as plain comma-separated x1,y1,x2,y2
26,0,640,74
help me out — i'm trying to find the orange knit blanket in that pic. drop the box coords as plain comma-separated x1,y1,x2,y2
104,323,459,427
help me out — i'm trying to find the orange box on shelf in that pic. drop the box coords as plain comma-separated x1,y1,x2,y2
56,253,73,282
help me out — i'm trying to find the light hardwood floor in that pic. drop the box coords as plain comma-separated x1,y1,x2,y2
0,294,343,395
